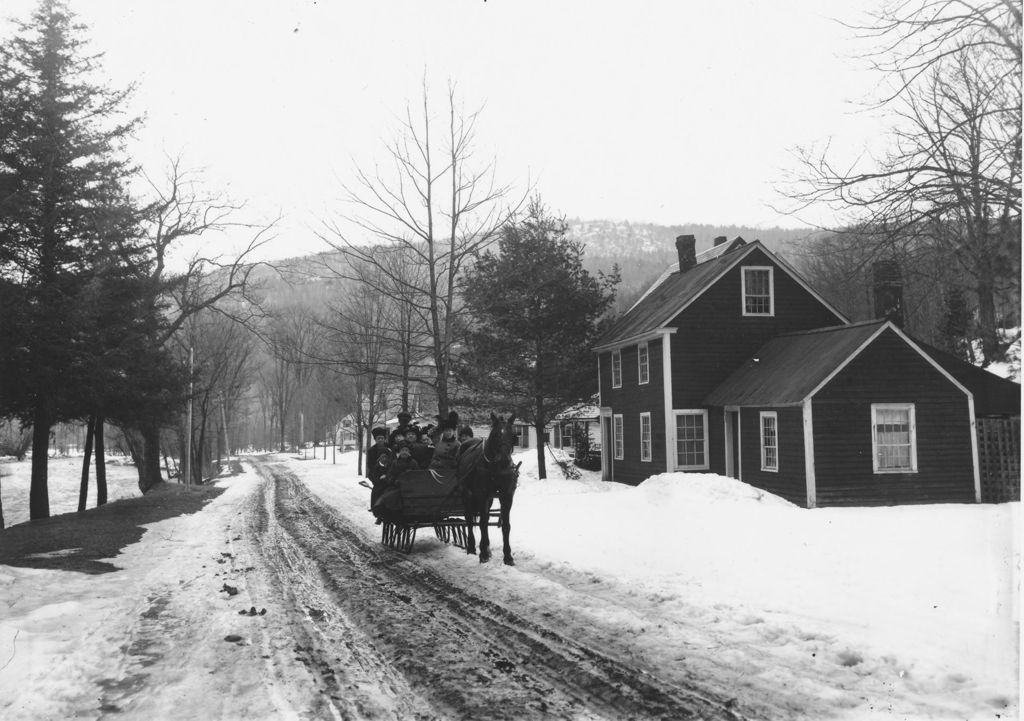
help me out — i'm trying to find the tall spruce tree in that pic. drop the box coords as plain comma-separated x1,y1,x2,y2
459,198,619,479
0,0,140,518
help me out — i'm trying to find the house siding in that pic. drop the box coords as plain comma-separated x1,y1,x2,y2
670,248,844,410
812,330,975,506
738,406,807,505
598,337,668,485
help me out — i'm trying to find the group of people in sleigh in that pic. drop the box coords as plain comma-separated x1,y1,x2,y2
366,410,473,516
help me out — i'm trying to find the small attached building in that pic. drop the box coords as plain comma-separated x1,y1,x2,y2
704,320,980,507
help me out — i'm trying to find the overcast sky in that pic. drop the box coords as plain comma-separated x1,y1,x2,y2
3,0,889,262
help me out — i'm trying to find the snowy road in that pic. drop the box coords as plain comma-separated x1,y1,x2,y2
3,452,1013,720
242,460,748,720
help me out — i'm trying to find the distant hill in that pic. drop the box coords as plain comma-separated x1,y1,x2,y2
567,219,824,313
254,220,827,317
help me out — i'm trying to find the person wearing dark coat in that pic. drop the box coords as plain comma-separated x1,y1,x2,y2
366,427,390,511
386,444,420,482
373,443,421,519
429,411,461,471
407,426,434,468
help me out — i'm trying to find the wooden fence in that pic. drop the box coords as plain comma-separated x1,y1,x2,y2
977,417,1020,503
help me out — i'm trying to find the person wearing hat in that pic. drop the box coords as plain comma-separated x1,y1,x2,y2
389,411,413,449
366,427,390,510
429,411,461,471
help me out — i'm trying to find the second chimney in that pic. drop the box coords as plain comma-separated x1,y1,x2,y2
675,235,697,273
872,260,904,328
714,235,728,247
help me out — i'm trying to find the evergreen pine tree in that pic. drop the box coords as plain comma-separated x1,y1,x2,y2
0,0,141,518
459,197,619,479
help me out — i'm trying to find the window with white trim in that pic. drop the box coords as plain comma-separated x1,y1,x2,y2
760,411,778,472
640,413,652,462
872,404,917,473
638,342,650,385
561,422,573,449
611,350,622,388
515,424,530,449
613,414,624,460
674,410,709,470
742,266,774,316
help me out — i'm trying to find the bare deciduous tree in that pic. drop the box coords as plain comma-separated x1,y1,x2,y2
782,0,1021,365
319,80,526,415
123,158,275,492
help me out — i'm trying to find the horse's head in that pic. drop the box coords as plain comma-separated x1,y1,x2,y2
486,413,517,468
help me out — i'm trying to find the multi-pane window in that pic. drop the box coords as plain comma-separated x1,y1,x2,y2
561,422,573,449
515,424,530,449
674,410,708,469
638,342,650,385
613,414,624,460
640,413,652,462
742,266,774,316
611,350,622,388
872,404,917,472
760,411,778,472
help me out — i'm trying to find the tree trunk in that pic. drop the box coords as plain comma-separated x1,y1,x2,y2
135,422,164,494
976,275,1001,367
534,416,547,481
95,416,107,506
78,415,95,512
435,355,449,418
29,403,51,519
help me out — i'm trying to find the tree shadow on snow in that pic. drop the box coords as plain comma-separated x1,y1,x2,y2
0,482,226,574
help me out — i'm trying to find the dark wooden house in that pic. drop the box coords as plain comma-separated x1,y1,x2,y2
593,235,1011,507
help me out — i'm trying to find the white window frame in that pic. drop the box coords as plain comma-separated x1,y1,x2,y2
515,424,530,449
673,409,709,470
561,422,573,449
637,341,650,385
640,412,652,462
742,266,775,317
611,349,622,388
760,411,779,472
613,414,624,460
871,403,918,473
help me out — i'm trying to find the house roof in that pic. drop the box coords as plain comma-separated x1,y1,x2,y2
555,403,600,420
703,320,894,407
917,341,1021,416
594,238,848,351
595,241,755,350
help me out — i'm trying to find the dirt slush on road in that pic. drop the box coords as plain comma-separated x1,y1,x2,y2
239,459,753,720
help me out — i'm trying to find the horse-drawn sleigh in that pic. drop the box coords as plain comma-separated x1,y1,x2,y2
369,413,521,565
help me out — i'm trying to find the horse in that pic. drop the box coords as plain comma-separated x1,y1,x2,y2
457,413,520,565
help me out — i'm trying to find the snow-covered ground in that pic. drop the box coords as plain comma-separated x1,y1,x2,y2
0,454,142,527
0,449,1019,719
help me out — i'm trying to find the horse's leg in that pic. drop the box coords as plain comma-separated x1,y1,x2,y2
499,488,515,566
477,496,493,563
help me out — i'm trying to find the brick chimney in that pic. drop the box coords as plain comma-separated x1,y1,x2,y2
675,235,696,273
872,260,904,327
714,235,727,247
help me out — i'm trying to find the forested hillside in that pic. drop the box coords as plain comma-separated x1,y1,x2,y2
566,219,823,313
259,221,824,318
